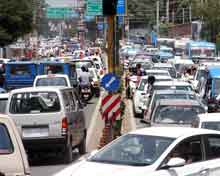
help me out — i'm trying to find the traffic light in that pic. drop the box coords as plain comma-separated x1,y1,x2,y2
103,0,118,16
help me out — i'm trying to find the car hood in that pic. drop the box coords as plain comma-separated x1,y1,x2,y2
54,160,155,176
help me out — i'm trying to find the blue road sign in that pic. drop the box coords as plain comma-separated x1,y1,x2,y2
117,0,126,15
101,73,120,92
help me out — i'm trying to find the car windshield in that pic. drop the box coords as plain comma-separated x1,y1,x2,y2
154,105,205,124
0,124,13,154
202,122,220,131
9,92,60,114
0,99,8,113
74,61,93,69
36,77,68,87
213,78,220,96
89,134,174,166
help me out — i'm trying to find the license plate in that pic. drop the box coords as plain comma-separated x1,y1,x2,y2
22,128,49,138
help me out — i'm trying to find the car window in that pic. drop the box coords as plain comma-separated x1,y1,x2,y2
36,77,68,87
206,135,220,160
9,92,61,114
10,65,31,76
0,123,13,154
89,134,174,166
165,136,202,165
44,64,64,74
62,91,76,111
0,99,8,113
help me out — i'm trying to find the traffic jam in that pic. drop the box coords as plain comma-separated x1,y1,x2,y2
1,36,220,176
2,0,220,175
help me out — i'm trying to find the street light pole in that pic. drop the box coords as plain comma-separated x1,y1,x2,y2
156,0,160,36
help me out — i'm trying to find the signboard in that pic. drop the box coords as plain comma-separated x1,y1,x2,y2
101,73,120,92
117,0,126,15
46,7,78,19
101,94,121,121
86,0,103,16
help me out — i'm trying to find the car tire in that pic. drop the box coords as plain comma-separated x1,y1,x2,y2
64,144,73,164
78,138,86,155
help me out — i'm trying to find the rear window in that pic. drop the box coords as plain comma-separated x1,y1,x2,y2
36,77,68,87
9,92,61,114
10,65,31,76
43,64,64,74
0,124,13,154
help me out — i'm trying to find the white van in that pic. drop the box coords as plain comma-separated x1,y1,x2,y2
6,87,86,163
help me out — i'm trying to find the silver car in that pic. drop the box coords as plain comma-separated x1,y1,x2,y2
7,87,86,164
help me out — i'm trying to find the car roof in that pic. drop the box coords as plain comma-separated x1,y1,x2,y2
35,74,69,78
155,99,201,106
10,86,70,94
153,63,173,67
0,93,9,99
153,90,195,95
145,70,169,73
198,113,220,122
154,81,191,86
209,67,220,78
129,126,220,139
141,75,172,80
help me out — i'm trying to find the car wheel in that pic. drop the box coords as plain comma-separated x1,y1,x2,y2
78,138,86,155
64,144,73,164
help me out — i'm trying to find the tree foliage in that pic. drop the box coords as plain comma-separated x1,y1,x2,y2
0,0,34,47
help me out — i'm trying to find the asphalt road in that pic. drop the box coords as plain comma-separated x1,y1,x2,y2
30,97,99,176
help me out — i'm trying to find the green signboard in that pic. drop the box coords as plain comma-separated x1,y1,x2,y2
47,7,74,19
86,0,103,16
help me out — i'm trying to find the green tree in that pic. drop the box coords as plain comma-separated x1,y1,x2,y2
0,0,34,47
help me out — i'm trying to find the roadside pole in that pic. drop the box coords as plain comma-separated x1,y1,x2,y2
107,15,115,73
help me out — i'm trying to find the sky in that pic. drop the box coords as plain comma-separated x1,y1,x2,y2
46,0,78,7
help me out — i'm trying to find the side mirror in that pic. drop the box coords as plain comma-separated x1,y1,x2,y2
164,157,186,168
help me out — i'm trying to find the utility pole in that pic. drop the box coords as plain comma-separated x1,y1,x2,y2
166,0,169,23
107,16,114,73
182,8,185,24
156,0,160,36
189,5,192,23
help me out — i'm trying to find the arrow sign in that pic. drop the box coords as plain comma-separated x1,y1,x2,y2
101,73,120,92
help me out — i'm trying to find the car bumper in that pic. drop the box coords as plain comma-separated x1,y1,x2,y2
23,137,67,152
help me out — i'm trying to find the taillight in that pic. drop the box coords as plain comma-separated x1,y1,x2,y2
100,70,104,75
61,117,68,136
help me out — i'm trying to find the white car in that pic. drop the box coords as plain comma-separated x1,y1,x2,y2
0,114,30,176
133,75,173,116
0,93,9,113
153,63,177,78
193,113,220,131
33,74,72,87
54,127,220,176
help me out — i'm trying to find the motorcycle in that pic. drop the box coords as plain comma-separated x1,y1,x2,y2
80,84,93,102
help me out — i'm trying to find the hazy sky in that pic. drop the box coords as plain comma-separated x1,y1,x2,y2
46,0,78,7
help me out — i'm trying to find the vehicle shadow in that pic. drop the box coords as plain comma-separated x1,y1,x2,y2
29,150,80,166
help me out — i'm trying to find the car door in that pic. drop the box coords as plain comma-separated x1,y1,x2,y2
62,90,79,146
202,134,220,175
158,135,208,176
